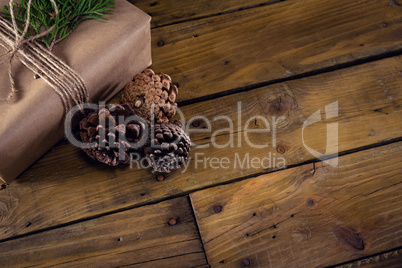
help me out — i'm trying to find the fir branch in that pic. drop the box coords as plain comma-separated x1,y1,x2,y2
2,0,115,50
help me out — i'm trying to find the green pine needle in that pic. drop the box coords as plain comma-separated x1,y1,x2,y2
2,0,115,49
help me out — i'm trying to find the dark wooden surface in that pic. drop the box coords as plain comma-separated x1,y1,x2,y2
148,0,402,102
0,197,206,267
0,0,401,267
190,142,402,267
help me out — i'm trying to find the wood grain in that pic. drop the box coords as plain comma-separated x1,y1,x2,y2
190,142,402,267
148,0,402,102
334,248,402,268
128,0,275,28
0,197,207,267
0,1,398,266
0,56,401,242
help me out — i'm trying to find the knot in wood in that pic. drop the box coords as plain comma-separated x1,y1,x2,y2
291,224,312,243
267,94,297,117
334,226,365,250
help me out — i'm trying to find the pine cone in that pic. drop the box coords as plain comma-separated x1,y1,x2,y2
79,104,146,166
144,121,191,173
121,68,178,124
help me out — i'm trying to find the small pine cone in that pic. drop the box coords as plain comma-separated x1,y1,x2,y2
144,121,191,173
121,68,178,124
79,104,146,166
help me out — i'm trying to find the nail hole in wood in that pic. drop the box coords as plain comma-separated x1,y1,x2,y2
156,174,165,181
242,259,251,267
168,218,177,226
213,205,222,213
306,199,315,207
276,146,285,154
191,120,201,127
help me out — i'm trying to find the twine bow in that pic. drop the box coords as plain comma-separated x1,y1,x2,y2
0,0,88,112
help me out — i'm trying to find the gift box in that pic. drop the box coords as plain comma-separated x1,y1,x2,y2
0,0,152,183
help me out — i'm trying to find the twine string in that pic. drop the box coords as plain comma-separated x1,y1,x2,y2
0,0,88,112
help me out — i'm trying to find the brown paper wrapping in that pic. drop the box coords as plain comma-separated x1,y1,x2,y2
0,0,152,183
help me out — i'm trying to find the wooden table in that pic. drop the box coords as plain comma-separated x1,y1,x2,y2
1,0,401,267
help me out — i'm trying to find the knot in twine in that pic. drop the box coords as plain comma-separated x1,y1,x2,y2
0,0,88,112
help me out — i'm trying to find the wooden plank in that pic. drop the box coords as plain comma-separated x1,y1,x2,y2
189,142,402,267
148,0,402,102
128,256,210,268
333,248,402,268
0,56,401,242
128,0,274,28
0,197,207,267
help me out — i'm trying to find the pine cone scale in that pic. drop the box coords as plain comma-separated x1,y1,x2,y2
144,121,191,173
121,68,179,124
79,104,145,166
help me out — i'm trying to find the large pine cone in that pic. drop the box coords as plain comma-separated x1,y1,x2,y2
144,121,191,173
121,68,178,124
79,104,146,166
